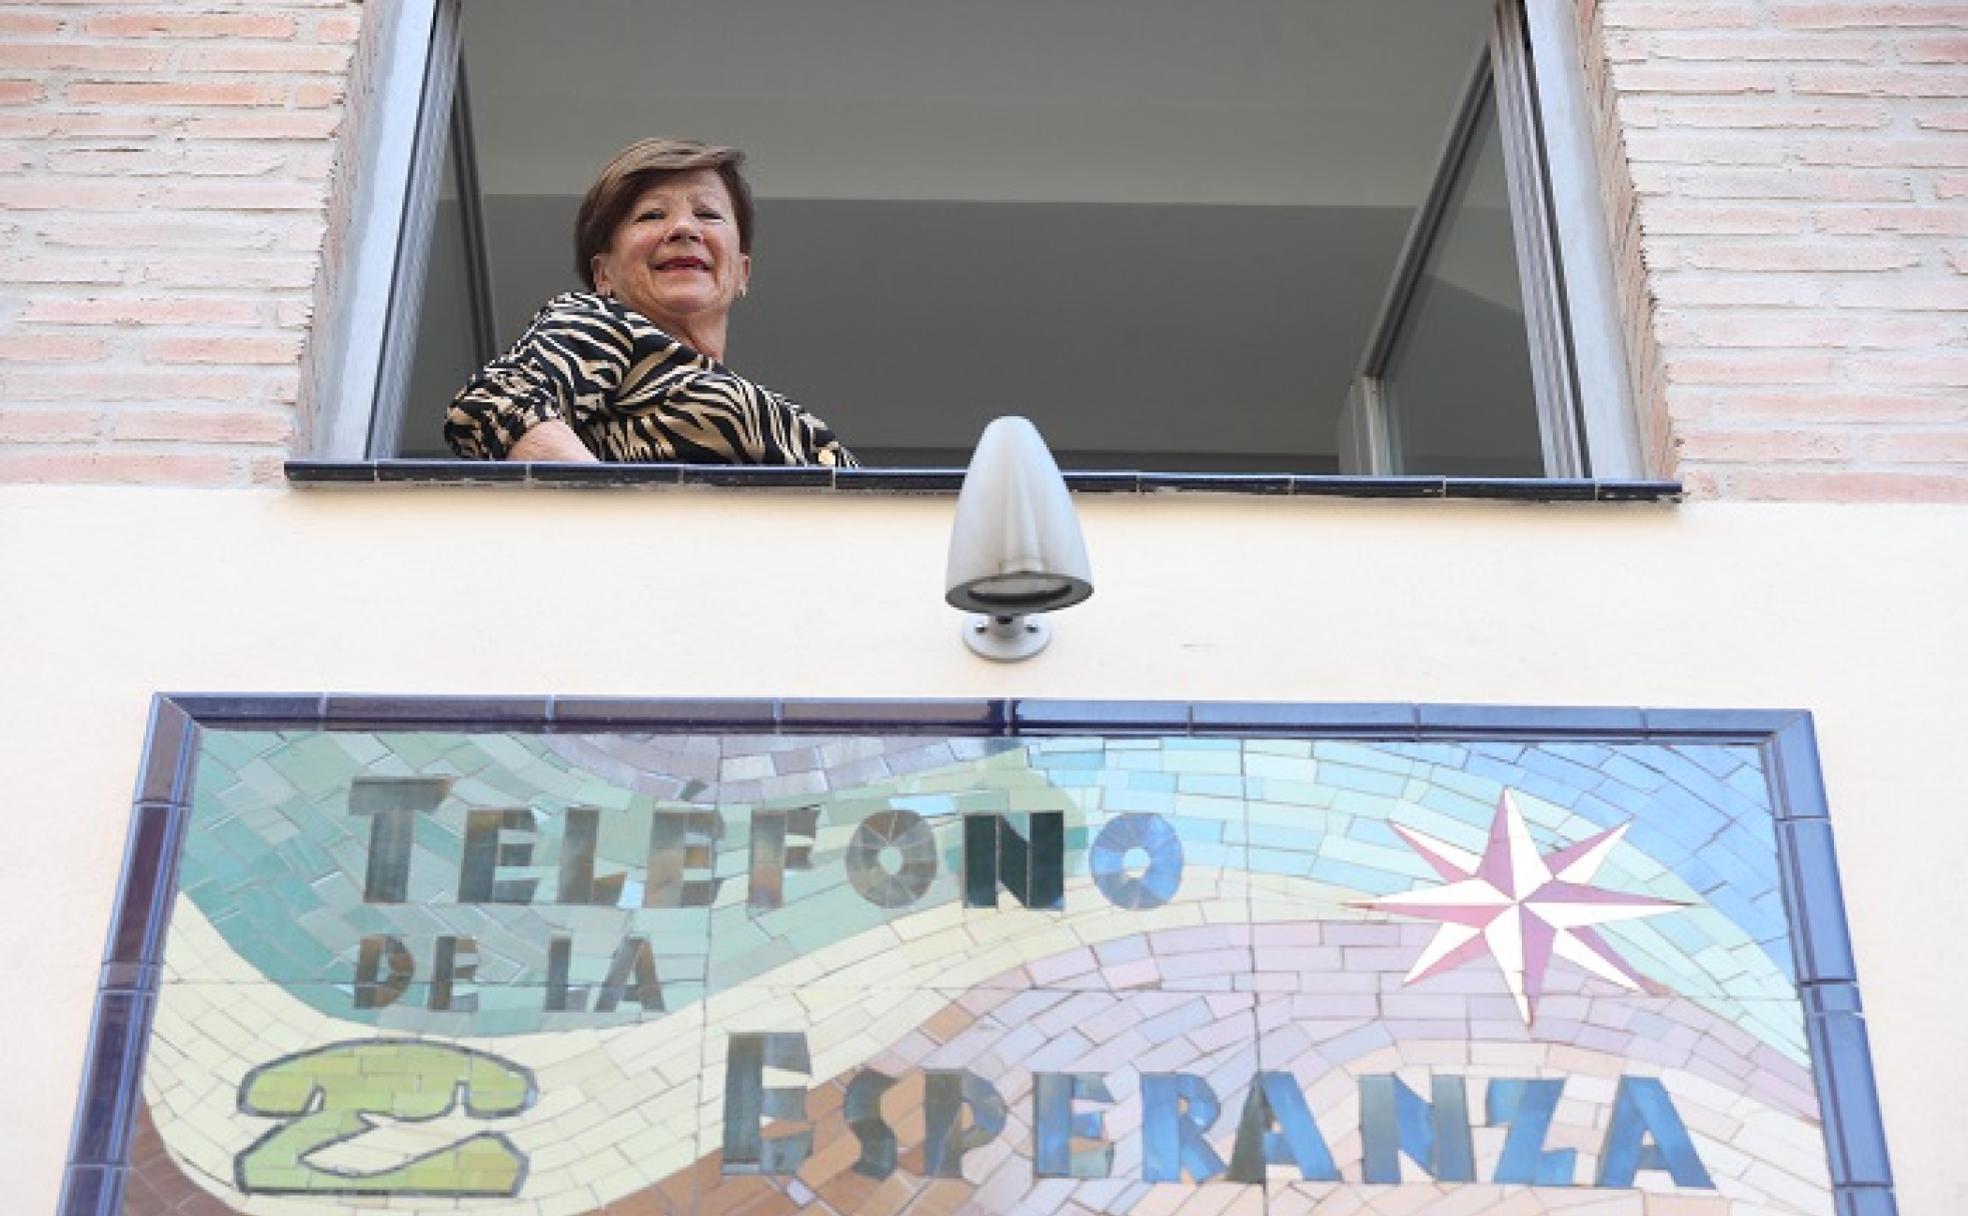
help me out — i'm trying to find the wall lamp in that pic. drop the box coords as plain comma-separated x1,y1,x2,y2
945,416,1094,661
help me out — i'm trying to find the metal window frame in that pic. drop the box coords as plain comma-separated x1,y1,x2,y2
326,0,1640,477
315,0,471,460
450,52,501,370
1345,0,1639,478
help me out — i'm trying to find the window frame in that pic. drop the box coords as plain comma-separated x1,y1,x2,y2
1340,0,1640,479
317,0,1640,478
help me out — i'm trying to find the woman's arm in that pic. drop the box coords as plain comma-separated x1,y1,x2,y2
508,419,598,462
445,294,629,461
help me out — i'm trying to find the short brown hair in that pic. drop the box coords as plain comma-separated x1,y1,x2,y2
574,138,755,289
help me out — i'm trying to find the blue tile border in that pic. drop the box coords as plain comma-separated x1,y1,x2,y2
1417,702,1648,738
60,694,1891,1214
1811,1008,1895,1188
285,460,1685,504
1780,820,1858,984
1837,1186,1900,1216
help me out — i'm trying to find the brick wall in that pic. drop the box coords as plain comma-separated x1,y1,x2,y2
0,1,1962,499
1584,0,1968,501
0,1,363,486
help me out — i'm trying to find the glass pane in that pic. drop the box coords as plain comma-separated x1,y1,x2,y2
1381,85,1544,477
436,0,1497,471
398,99,477,458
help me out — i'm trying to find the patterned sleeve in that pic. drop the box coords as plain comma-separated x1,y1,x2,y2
446,291,858,467
764,390,859,468
444,293,631,461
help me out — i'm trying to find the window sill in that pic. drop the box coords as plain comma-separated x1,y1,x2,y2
285,460,1682,503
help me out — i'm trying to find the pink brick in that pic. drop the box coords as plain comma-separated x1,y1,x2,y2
1610,63,1783,93
0,451,240,487
147,181,326,211
18,296,262,326
0,80,46,105
281,219,329,252
67,81,285,107
1867,431,1968,462
0,42,164,71
1681,242,1921,272
1846,353,1968,386
1639,204,1809,235
1680,469,1723,498
0,180,133,209
1772,4,1968,29
1659,313,1960,347
312,12,363,43
137,258,318,289
1667,168,1912,201
0,370,258,402
0,256,124,284
1625,130,1787,164
1622,99,1892,129
1705,392,1963,423
1652,275,1827,307
1675,427,1855,463
36,215,290,250
1639,32,1885,61
1920,110,1968,132
183,111,341,140
1665,353,1841,384
263,369,301,403
1602,3,1758,29
1793,68,1968,98
0,409,100,442
1798,138,1968,169
1818,207,1968,236
46,147,287,177
293,81,345,107
1903,35,1968,62
1835,280,1968,309
0,335,108,361
111,409,294,444
179,45,352,74
1722,469,1968,502
0,112,164,137
1939,175,1968,199
0,15,63,37
81,13,299,39
147,335,303,365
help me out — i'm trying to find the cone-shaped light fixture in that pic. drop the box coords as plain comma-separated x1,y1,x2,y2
945,416,1093,660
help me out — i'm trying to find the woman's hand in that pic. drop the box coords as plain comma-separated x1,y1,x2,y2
508,419,598,462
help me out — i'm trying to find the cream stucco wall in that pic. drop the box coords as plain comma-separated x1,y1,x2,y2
2,486,1964,1212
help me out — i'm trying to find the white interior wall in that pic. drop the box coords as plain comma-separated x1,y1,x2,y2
2,488,1964,1212
462,0,1492,207
398,0,1512,466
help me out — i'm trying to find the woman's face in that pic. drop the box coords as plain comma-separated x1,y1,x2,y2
590,169,750,347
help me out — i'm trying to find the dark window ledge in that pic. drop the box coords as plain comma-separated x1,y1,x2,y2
285,460,1682,503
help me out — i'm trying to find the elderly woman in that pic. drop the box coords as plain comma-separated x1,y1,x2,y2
446,139,856,466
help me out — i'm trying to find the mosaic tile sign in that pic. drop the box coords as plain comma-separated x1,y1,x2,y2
88,714,1886,1215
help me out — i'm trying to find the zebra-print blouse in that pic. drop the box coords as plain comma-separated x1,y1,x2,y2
445,291,856,466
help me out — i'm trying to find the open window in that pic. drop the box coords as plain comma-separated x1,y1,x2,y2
327,0,1638,478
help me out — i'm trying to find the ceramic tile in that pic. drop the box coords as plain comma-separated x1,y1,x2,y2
88,719,1877,1216
691,988,1259,1213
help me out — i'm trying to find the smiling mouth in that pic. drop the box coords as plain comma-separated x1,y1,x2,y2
654,258,710,272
